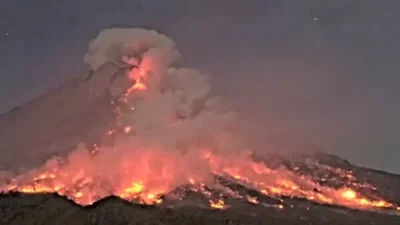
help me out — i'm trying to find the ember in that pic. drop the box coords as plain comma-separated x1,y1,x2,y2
210,199,226,209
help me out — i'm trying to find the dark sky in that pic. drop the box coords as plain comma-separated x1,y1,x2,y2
1,0,400,173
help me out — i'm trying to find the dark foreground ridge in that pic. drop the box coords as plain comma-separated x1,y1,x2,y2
1,192,399,225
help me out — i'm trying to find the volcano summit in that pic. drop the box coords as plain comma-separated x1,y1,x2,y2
0,28,399,225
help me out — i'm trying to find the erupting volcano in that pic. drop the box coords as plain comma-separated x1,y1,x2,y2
1,28,400,225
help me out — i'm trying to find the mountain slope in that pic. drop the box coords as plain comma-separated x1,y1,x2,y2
0,64,125,171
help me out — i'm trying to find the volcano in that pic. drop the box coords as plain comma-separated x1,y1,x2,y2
0,28,400,225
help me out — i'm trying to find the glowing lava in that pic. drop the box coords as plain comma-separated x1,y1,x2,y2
341,189,357,199
2,151,399,212
209,199,226,209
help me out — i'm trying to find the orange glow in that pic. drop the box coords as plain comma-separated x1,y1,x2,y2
131,81,147,91
126,66,148,93
74,192,83,198
209,199,226,209
246,196,259,204
124,126,132,133
188,178,196,184
3,151,399,212
124,182,144,194
341,189,357,199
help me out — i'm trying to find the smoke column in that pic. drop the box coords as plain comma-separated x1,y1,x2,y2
0,28,252,204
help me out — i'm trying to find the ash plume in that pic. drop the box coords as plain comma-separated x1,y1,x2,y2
1,28,250,203
83,28,180,73
83,28,246,157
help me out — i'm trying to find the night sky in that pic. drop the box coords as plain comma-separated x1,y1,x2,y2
1,0,400,173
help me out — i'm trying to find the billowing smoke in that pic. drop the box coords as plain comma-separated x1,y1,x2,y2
83,28,180,74
0,28,252,204
83,28,246,156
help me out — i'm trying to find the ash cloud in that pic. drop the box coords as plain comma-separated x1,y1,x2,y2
83,28,244,155
0,28,253,202
83,28,180,73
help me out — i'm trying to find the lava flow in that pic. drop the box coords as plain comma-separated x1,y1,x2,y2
2,150,399,212
1,28,400,214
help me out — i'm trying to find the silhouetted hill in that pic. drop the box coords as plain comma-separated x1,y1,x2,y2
1,191,400,225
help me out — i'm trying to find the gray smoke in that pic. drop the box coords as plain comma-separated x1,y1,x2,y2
83,28,180,73
0,28,251,203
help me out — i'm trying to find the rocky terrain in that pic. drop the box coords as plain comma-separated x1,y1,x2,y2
1,189,400,225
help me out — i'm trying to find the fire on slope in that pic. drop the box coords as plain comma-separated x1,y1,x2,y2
2,146,400,212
